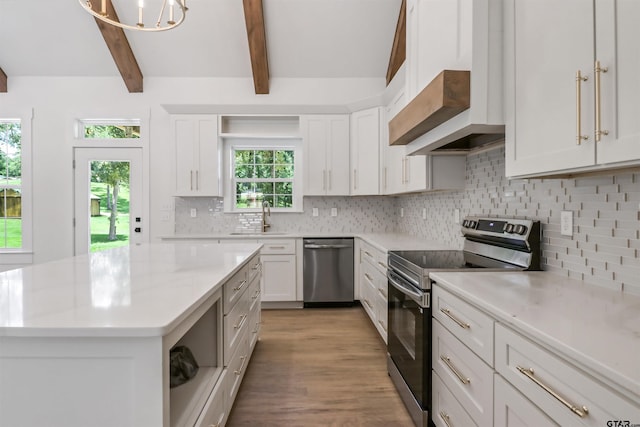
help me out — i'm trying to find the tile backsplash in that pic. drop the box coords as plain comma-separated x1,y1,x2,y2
175,146,639,294
175,196,397,235
396,146,640,294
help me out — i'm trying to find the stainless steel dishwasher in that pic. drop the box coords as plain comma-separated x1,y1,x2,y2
303,238,354,307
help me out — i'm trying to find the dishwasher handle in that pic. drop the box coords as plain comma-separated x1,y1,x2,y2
304,244,352,249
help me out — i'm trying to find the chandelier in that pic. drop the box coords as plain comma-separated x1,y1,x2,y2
79,0,188,32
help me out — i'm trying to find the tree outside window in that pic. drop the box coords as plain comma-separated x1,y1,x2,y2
234,149,294,209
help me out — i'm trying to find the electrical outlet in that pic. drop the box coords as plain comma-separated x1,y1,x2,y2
331,207,338,217
560,210,573,236
312,207,319,217
400,208,404,217
190,208,197,218
454,208,460,224
422,208,427,220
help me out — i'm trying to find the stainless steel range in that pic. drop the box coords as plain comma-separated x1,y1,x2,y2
386,217,541,427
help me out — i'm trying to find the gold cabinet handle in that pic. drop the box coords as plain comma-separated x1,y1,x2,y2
364,273,373,282
378,287,387,299
377,319,387,333
516,366,589,418
594,60,609,142
233,314,247,330
440,355,470,385
576,70,589,145
234,355,247,375
364,298,374,309
440,308,470,329
439,411,453,427
378,261,387,269
233,280,247,292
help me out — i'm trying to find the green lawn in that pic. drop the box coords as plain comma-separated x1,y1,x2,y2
1,218,22,248
90,182,130,252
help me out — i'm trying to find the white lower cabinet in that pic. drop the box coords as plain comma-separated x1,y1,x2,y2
194,370,227,427
357,238,388,342
494,374,559,427
432,371,478,427
433,281,640,427
433,319,493,427
219,238,298,302
495,324,640,427
220,253,261,427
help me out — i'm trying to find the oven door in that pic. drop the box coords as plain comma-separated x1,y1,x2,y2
387,269,431,410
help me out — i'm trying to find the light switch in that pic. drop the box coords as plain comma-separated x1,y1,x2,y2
312,208,319,217
331,208,338,217
190,208,197,218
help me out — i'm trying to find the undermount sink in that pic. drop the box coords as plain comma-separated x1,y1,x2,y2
228,232,288,236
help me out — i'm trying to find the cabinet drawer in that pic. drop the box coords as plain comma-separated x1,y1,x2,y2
375,294,387,341
248,301,261,353
432,371,478,427
226,329,250,405
247,272,261,313
245,254,262,285
433,285,494,365
260,239,295,254
495,324,640,426
433,319,493,427
224,297,249,366
360,265,377,318
194,370,227,427
359,240,387,275
223,265,248,314
494,373,559,427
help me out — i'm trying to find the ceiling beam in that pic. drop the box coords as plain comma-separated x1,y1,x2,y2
386,0,406,86
89,0,143,93
0,67,7,93
243,0,270,94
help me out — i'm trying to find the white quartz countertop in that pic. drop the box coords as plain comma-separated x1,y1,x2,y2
0,242,261,338
163,232,457,253
430,271,640,400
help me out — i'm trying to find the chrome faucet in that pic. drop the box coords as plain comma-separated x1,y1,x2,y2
261,200,271,232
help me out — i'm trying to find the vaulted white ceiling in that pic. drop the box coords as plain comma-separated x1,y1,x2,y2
0,0,402,80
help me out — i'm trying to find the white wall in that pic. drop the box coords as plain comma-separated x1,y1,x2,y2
0,75,387,266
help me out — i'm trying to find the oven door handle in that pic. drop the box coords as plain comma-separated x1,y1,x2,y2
388,270,424,301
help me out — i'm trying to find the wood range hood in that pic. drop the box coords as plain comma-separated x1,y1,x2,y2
388,70,505,151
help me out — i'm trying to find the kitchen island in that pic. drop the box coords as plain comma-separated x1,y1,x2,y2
0,242,262,427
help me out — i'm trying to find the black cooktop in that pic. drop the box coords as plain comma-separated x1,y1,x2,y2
390,250,479,270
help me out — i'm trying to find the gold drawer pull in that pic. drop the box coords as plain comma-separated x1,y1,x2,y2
378,261,387,269
234,355,247,375
364,273,373,282
364,299,374,309
576,70,589,144
439,411,452,427
233,314,247,330
594,60,609,142
516,366,589,418
233,280,247,292
440,355,470,385
364,250,373,257
267,245,286,250
378,287,387,299
440,308,470,329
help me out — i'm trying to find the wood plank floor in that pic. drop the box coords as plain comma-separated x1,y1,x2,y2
226,307,414,427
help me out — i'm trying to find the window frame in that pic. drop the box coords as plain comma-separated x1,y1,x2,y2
223,138,303,213
0,110,33,260
75,118,143,145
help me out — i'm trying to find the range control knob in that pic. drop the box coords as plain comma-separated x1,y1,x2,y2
515,224,528,235
462,219,469,228
504,223,515,233
469,220,477,229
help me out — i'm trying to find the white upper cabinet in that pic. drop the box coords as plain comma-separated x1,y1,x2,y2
171,115,221,197
350,107,381,196
505,0,640,177
595,0,640,165
403,0,504,153
301,115,350,196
